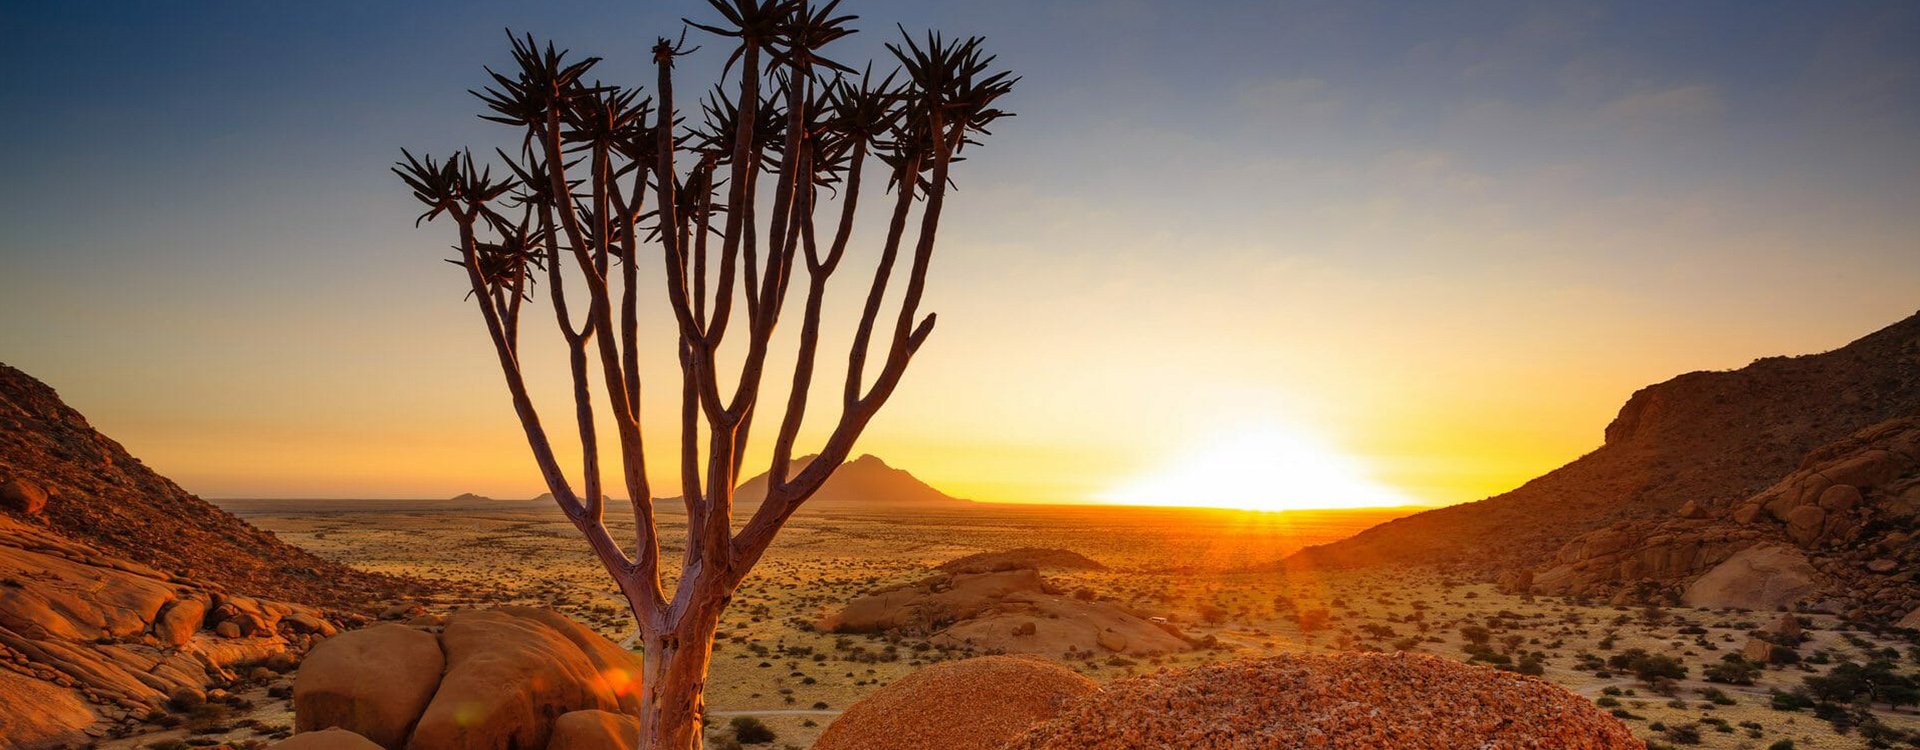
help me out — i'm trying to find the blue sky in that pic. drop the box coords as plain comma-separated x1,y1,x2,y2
1,1,1916,504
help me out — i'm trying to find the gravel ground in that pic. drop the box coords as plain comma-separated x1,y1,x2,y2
813,655,1097,750
1005,652,1647,750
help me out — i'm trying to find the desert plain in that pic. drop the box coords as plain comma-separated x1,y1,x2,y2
93,498,1920,750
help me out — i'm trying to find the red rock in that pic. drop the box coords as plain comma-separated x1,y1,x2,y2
545,709,639,750
0,477,48,515
294,624,444,749
405,607,642,750
272,728,388,750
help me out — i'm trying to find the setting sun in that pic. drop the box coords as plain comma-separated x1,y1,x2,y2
1099,426,1414,512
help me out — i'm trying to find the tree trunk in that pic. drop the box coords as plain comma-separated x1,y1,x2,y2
637,602,723,749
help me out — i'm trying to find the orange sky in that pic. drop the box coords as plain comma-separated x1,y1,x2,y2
3,2,1917,510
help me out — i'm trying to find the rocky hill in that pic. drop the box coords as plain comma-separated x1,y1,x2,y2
732,453,972,511
1527,416,1920,623
0,363,425,747
0,363,413,610
1288,311,1920,576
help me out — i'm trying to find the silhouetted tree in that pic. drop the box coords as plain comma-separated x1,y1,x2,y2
393,2,1013,746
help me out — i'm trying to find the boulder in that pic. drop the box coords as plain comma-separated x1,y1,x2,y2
1741,637,1780,664
1818,484,1862,512
1495,569,1533,595
1682,545,1823,611
546,709,640,750
289,608,642,750
1761,613,1802,640
286,611,338,635
815,656,1096,750
0,477,48,515
1784,506,1826,545
294,624,444,749
153,597,208,647
1899,606,1920,630
406,607,643,750
273,728,388,750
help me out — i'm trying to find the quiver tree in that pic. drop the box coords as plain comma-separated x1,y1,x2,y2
393,1,1013,747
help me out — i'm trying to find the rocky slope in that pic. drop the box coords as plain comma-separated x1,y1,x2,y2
1526,416,1920,622
0,363,422,748
0,363,412,609
1288,312,1920,576
0,513,344,747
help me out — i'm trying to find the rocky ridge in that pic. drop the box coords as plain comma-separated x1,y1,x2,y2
823,563,1193,657
1525,416,1920,622
1289,312,1920,580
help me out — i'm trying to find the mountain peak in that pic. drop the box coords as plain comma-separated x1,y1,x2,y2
732,453,967,511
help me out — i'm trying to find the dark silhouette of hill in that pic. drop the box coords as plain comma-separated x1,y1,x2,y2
0,363,415,609
1288,311,1920,572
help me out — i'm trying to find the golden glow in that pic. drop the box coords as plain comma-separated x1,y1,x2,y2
1098,425,1413,512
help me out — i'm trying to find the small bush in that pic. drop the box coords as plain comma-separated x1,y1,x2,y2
731,716,776,745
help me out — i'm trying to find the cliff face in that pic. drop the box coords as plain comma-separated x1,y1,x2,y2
0,363,409,610
1288,312,1920,573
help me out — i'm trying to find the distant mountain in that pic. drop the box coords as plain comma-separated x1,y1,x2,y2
1289,311,1920,573
495,455,963,514
732,454,971,511
448,492,494,503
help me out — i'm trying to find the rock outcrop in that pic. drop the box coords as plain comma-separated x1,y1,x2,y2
1530,416,1920,620
293,624,444,748
1005,653,1645,750
292,607,643,750
1289,312,1920,574
935,548,1106,574
0,363,409,748
814,655,1096,750
0,513,341,748
1681,546,1823,611
823,567,1190,657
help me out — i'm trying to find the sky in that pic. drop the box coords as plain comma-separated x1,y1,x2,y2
1,1,1917,509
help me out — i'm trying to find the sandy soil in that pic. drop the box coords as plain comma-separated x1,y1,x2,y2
116,501,1920,750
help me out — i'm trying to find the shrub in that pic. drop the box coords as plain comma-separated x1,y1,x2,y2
731,716,775,745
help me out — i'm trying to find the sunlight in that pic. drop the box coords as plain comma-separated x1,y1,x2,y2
1099,425,1414,512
